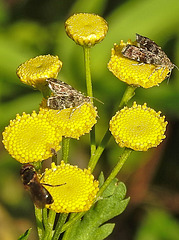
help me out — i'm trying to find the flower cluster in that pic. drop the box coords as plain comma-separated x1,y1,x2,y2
2,12,171,223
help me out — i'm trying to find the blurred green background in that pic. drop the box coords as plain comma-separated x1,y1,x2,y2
0,0,179,239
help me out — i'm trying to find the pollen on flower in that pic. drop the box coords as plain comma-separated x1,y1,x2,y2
51,103,97,139
108,41,169,88
16,55,62,88
65,13,108,47
2,109,62,163
109,102,168,151
41,161,99,213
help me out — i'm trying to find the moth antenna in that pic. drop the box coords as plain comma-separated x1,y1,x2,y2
173,64,179,71
90,96,104,105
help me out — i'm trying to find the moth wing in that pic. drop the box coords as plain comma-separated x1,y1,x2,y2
122,45,159,64
47,78,76,95
136,33,163,55
47,95,76,110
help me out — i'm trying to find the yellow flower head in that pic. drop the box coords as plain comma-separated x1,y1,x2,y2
50,103,97,139
2,109,62,163
41,161,99,213
108,40,170,88
109,102,168,151
16,55,62,89
65,13,108,47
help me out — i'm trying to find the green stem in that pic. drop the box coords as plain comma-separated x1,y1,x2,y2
83,46,96,156
62,137,70,163
83,46,93,99
35,207,44,240
43,210,56,240
52,213,68,240
97,148,132,198
42,208,48,230
60,212,84,234
88,129,111,172
61,213,76,240
119,85,137,109
90,126,96,157
38,83,50,98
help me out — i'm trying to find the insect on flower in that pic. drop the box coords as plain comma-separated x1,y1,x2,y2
122,33,176,78
20,164,65,208
46,78,90,111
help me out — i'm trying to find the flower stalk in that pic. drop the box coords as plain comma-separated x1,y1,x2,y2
83,46,93,100
83,46,96,156
52,213,68,240
97,148,132,197
42,210,56,240
35,207,44,240
62,137,70,163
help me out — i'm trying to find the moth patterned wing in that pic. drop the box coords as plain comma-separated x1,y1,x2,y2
46,78,90,110
47,96,64,110
47,95,90,110
136,33,162,54
122,45,159,64
136,33,174,70
46,78,74,96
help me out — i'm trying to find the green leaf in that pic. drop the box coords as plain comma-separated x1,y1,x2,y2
66,180,130,240
18,228,32,240
94,223,115,240
98,171,105,188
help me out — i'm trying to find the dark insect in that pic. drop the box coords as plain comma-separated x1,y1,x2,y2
46,78,90,110
20,164,65,208
122,33,175,76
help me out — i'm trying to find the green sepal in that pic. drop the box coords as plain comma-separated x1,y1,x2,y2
18,228,32,240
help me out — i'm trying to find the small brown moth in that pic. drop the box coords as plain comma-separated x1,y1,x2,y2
122,33,175,77
46,78,90,110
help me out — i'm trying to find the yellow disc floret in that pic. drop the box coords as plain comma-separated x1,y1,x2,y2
108,41,170,88
50,103,97,139
65,13,108,47
41,161,99,213
2,109,62,163
16,55,62,88
109,102,168,151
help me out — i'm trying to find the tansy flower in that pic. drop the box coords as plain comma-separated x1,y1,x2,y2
65,13,108,47
41,161,99,213
108,40,170,88
2,109,62,163
16,55,62,89
109,102,167,151
48,103,98,139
